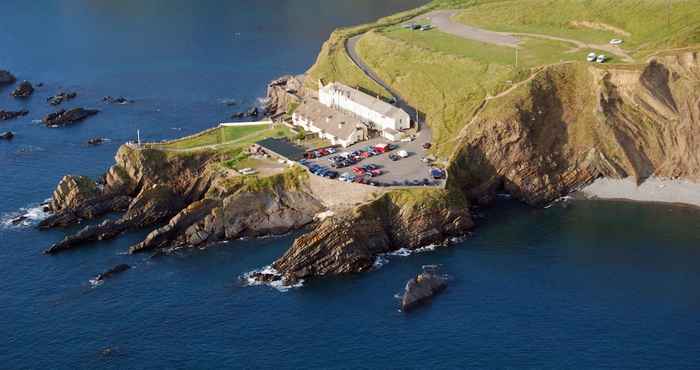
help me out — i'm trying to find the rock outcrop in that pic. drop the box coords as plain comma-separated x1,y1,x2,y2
0,70,16,85
0,131,14,140
401,271,447,311
0,110,28,121
47,92,77,106
11,81,34,98
265,75,305,117
103,96,134,105
93,264,130,282
43,108,99,127
269,189,473,284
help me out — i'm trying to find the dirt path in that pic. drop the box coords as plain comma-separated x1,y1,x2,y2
422,10,634,63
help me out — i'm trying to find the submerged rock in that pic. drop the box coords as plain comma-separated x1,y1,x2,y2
43,108,99,127
103,96,133,105
47,91,77,106
94,264,130,282
0,131,14,140
87,137,106,146
246,107,259,117
0,109,29,121
11,81,34,98
0,70,16,85
401,271,447,311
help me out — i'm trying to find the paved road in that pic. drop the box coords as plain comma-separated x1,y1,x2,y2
426,10,520,47
345,35,432,151
423,10,634,62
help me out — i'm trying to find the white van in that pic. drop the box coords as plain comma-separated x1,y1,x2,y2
397,150,409,158
586,52,597,62
596,54,607,63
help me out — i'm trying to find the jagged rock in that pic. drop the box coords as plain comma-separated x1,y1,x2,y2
87,137,105,146
47,91,77,106
401,272,447,311
265,75,304,117
230,112,245,119
271,191,473,284
39,196,132,229
10,215,29,225
246,107,259,117
0,109,28,121
48,175,100,212
0,70,16,85
44,219,129,254
43,108,99,127
0,131,14,140
11,81,34,98
103,96,133,104
94,264,130,282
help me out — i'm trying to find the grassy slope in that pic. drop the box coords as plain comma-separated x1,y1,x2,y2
453,0,700,56
355,30,515,157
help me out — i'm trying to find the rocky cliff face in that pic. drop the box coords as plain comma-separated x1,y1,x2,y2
269,190,473,283
448,50,700,206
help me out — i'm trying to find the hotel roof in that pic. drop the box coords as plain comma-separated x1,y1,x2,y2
294,98,365,139
320,82,409,121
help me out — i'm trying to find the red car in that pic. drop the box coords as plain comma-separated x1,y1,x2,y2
352,167,366,176
368,169,382,177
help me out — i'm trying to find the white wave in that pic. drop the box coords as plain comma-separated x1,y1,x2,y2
386,244,438,257
88,278,104,288
372,255,389,270
240,265,303,292
1,199,51,229
544,195,574,209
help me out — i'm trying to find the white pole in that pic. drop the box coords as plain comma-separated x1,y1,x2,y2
137,129,141,146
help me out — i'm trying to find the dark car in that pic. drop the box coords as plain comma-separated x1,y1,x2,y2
422,142,432,149
389,154,400,161
430,168,446,179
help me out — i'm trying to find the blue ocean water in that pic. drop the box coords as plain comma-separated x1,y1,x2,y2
2,1,700,369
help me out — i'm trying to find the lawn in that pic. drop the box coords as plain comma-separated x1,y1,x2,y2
151,124,272,151
221,124,269,142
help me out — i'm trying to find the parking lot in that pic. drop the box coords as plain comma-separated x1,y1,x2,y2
302,136,444,187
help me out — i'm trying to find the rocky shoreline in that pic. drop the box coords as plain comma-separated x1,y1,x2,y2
37,49,700,291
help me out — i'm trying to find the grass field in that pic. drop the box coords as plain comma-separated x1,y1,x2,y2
355,30,515,157
452,0,700,56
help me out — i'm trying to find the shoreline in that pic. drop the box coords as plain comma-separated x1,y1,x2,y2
576,177,700,209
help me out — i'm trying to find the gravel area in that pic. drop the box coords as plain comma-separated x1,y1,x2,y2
578,177,700,208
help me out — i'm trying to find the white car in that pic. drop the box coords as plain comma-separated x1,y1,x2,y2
397,150,409,158
586,52,597,62
596,54,607,63
609,39,624,45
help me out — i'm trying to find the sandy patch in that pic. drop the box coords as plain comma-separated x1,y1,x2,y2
570,21,631,37
577,177,700,207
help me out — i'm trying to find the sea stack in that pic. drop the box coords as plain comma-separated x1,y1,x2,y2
401,271,447,311
11,81,34,98
0,70,16,85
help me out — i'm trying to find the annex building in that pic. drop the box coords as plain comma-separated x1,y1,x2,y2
291,81,411,146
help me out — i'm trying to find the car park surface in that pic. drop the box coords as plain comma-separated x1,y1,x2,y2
301,136,443,187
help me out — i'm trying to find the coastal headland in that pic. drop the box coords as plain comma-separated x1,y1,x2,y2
39,0,700,287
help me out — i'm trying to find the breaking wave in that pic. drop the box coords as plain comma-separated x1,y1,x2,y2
240,265,304,292
1,200,51,229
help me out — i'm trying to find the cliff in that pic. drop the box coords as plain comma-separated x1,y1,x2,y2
448,50,700,205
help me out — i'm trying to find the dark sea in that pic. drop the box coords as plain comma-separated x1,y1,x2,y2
2,1,700,369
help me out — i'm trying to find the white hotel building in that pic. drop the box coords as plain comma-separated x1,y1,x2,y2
318,82,410,140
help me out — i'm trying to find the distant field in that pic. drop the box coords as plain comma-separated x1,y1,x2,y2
452,0,700,56
383,26,613,67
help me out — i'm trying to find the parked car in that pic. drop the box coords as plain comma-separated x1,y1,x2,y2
326,171,339,179
364,164,379,171
596,54,607,63
586,52,597,62
389,154,400,161
420,24,432,31
374,143,390,153
368,169,382,177
326,147,337,154
430,168,446,179
397,150,409,158
352,167,367,176
609,39,624,45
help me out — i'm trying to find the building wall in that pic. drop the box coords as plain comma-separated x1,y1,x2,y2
292,112,362,148
319,88,410,131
